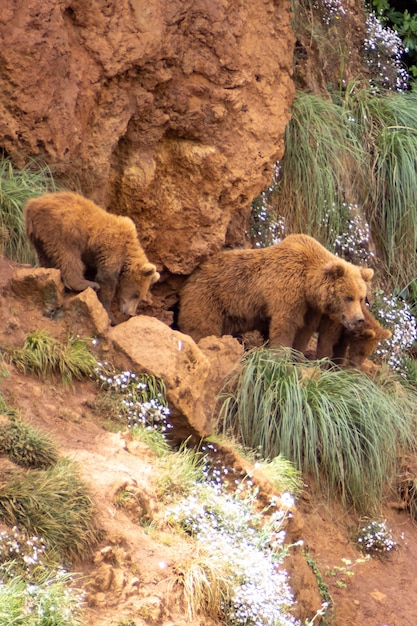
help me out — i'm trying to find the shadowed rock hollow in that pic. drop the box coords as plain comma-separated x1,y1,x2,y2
0,0,295,280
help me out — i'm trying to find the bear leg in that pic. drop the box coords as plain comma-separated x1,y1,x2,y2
178,305,224,342
316,316,343,360
293,310,322,354
268,314,299,349
60,254,100,293
96,278,117,322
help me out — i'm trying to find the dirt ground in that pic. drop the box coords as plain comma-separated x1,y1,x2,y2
1,256,417,625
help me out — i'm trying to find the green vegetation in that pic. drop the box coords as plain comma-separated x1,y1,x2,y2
217,348,417,514
0,527,83,625
174,545,234,621
0,416,58,469
154,442,207,501
274,91,365,245
267,88,417,287
370,0,417,78
0,157,57,264
0,569,83,626
93,362,170,430
0,458,99,559
303,549,333,624
355,519,396,555
6,329,97,383
256,454,304,497
130,425,171,457
165,480,299,625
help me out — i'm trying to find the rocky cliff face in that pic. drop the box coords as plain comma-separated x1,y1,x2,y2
0,0,295,285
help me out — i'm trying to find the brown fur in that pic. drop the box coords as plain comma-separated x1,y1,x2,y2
178,234,374,349
317,307,392,368
24,191,159,322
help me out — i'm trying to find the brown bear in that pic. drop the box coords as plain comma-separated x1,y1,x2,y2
178,233,374,349
316,307,392,368
24,191,160,323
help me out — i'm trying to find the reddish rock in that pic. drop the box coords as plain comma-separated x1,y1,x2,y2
0,0,295,276
6,267,64,316
108,315,212,440
197,335,243,418
65,288,110,337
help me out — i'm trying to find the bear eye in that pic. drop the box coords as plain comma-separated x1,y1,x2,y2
345,296,354,302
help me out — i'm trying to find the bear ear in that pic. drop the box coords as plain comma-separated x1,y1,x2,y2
360,267,374,282
324,261,345,279
377,328,392,340
358,329,376,340
141,262,158,276
141,263,160,284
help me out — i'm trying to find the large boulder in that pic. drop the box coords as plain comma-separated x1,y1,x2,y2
0,0,295,274
108,315,213,440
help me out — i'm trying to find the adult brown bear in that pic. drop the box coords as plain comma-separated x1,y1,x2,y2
178,234,374,350
25,191,159,323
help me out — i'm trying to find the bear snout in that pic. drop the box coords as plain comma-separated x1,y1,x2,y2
120,297,140,317
343,315,365,331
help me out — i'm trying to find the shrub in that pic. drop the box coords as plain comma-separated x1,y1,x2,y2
373,291,417,373
355,520,396,556
363,12,408,92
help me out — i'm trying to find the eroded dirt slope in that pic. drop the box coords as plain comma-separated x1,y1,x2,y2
1,256,417,625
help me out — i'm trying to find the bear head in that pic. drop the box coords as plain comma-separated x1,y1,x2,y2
118,262,160,317
348,325,392,367
322,262,374,331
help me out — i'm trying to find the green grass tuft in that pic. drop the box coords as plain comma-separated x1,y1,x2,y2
175,546,233,621
275,90,366,245
155,443,207,501
0,157,58,264
256,454,304,496
6,330,97,383
130,425,171,457
0,417,59,469
0,458,100,559
217,348,417,514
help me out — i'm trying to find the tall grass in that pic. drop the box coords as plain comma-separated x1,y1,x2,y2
155,442,207,501
217,348,417,514
342,87,417,284
270,87,417,288
275,91,367,244
175,546,233,621
0,458,99,559
0,157,57,263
